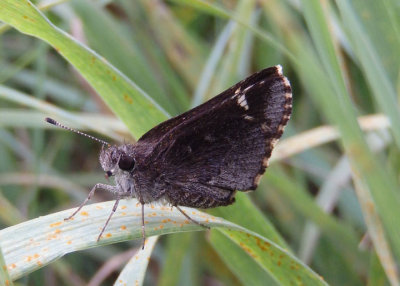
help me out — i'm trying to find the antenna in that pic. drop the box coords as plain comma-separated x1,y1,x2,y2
45,117,110,146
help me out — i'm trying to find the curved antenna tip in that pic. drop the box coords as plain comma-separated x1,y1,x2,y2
45,117,57,125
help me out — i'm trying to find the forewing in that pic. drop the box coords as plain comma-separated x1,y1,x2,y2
135,66,292,206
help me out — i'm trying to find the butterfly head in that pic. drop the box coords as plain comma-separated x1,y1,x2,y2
100,145,136,178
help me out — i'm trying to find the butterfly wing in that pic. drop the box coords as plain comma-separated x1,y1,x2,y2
134,66,292,208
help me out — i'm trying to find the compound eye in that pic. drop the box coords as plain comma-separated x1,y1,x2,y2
118,154,135,171
105,171,113,177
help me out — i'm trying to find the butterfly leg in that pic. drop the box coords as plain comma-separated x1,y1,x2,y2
175,206,210,229
65,183,118,221
141,203,146,249
97,196,121,241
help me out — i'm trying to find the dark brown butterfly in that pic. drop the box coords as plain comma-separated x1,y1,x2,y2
46,65,292,248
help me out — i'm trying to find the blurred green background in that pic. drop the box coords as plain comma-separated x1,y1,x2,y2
0,0,399,285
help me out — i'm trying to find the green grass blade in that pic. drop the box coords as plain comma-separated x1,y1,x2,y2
266,169,368,270
170,0,293,61
114,236,158,286
368,253,389,286
0,246,13,286
210,0,257,94
214,229,328,286
191,20,235,107
210,192,288,249
0,0,168,138
71,0,178,116
158,233,194,286
0,200,226,280
209,230,278,286
336,0,400,148
139,1,207,88
0,199,325,283
353,174,400,285
289,35,400,261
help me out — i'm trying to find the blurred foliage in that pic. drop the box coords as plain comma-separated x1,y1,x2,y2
0,0,399,285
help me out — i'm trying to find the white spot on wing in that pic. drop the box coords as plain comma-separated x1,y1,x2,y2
243,115,254,121
275,64,283,75
237,94,249,110
232,87,241,99
283,76,290,88
261,123,270,132
243,84,254,92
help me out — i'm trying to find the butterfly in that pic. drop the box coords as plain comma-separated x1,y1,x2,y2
46,65,292,248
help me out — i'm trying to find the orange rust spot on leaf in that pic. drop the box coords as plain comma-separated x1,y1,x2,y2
151,204,155,209
255,237,270,251
23,15,28,19
161,219,168,223
54,229,61,234
277,261,282,266
123,93,133,104
33,253,40,259
96,205,103,209
239,242,257,258
25,256,32,262
106,233,112,238
121,212,127,216
67,240,72,244
366,201,375,212
5,280,10,286
80,211,89,216
184,220,190,224
10,263,16,269
144,220,149,224
91,56,96,64
36,261,43,266
121,205,127,209
50,221,62,227
2,265,7,270
121,225,127,230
